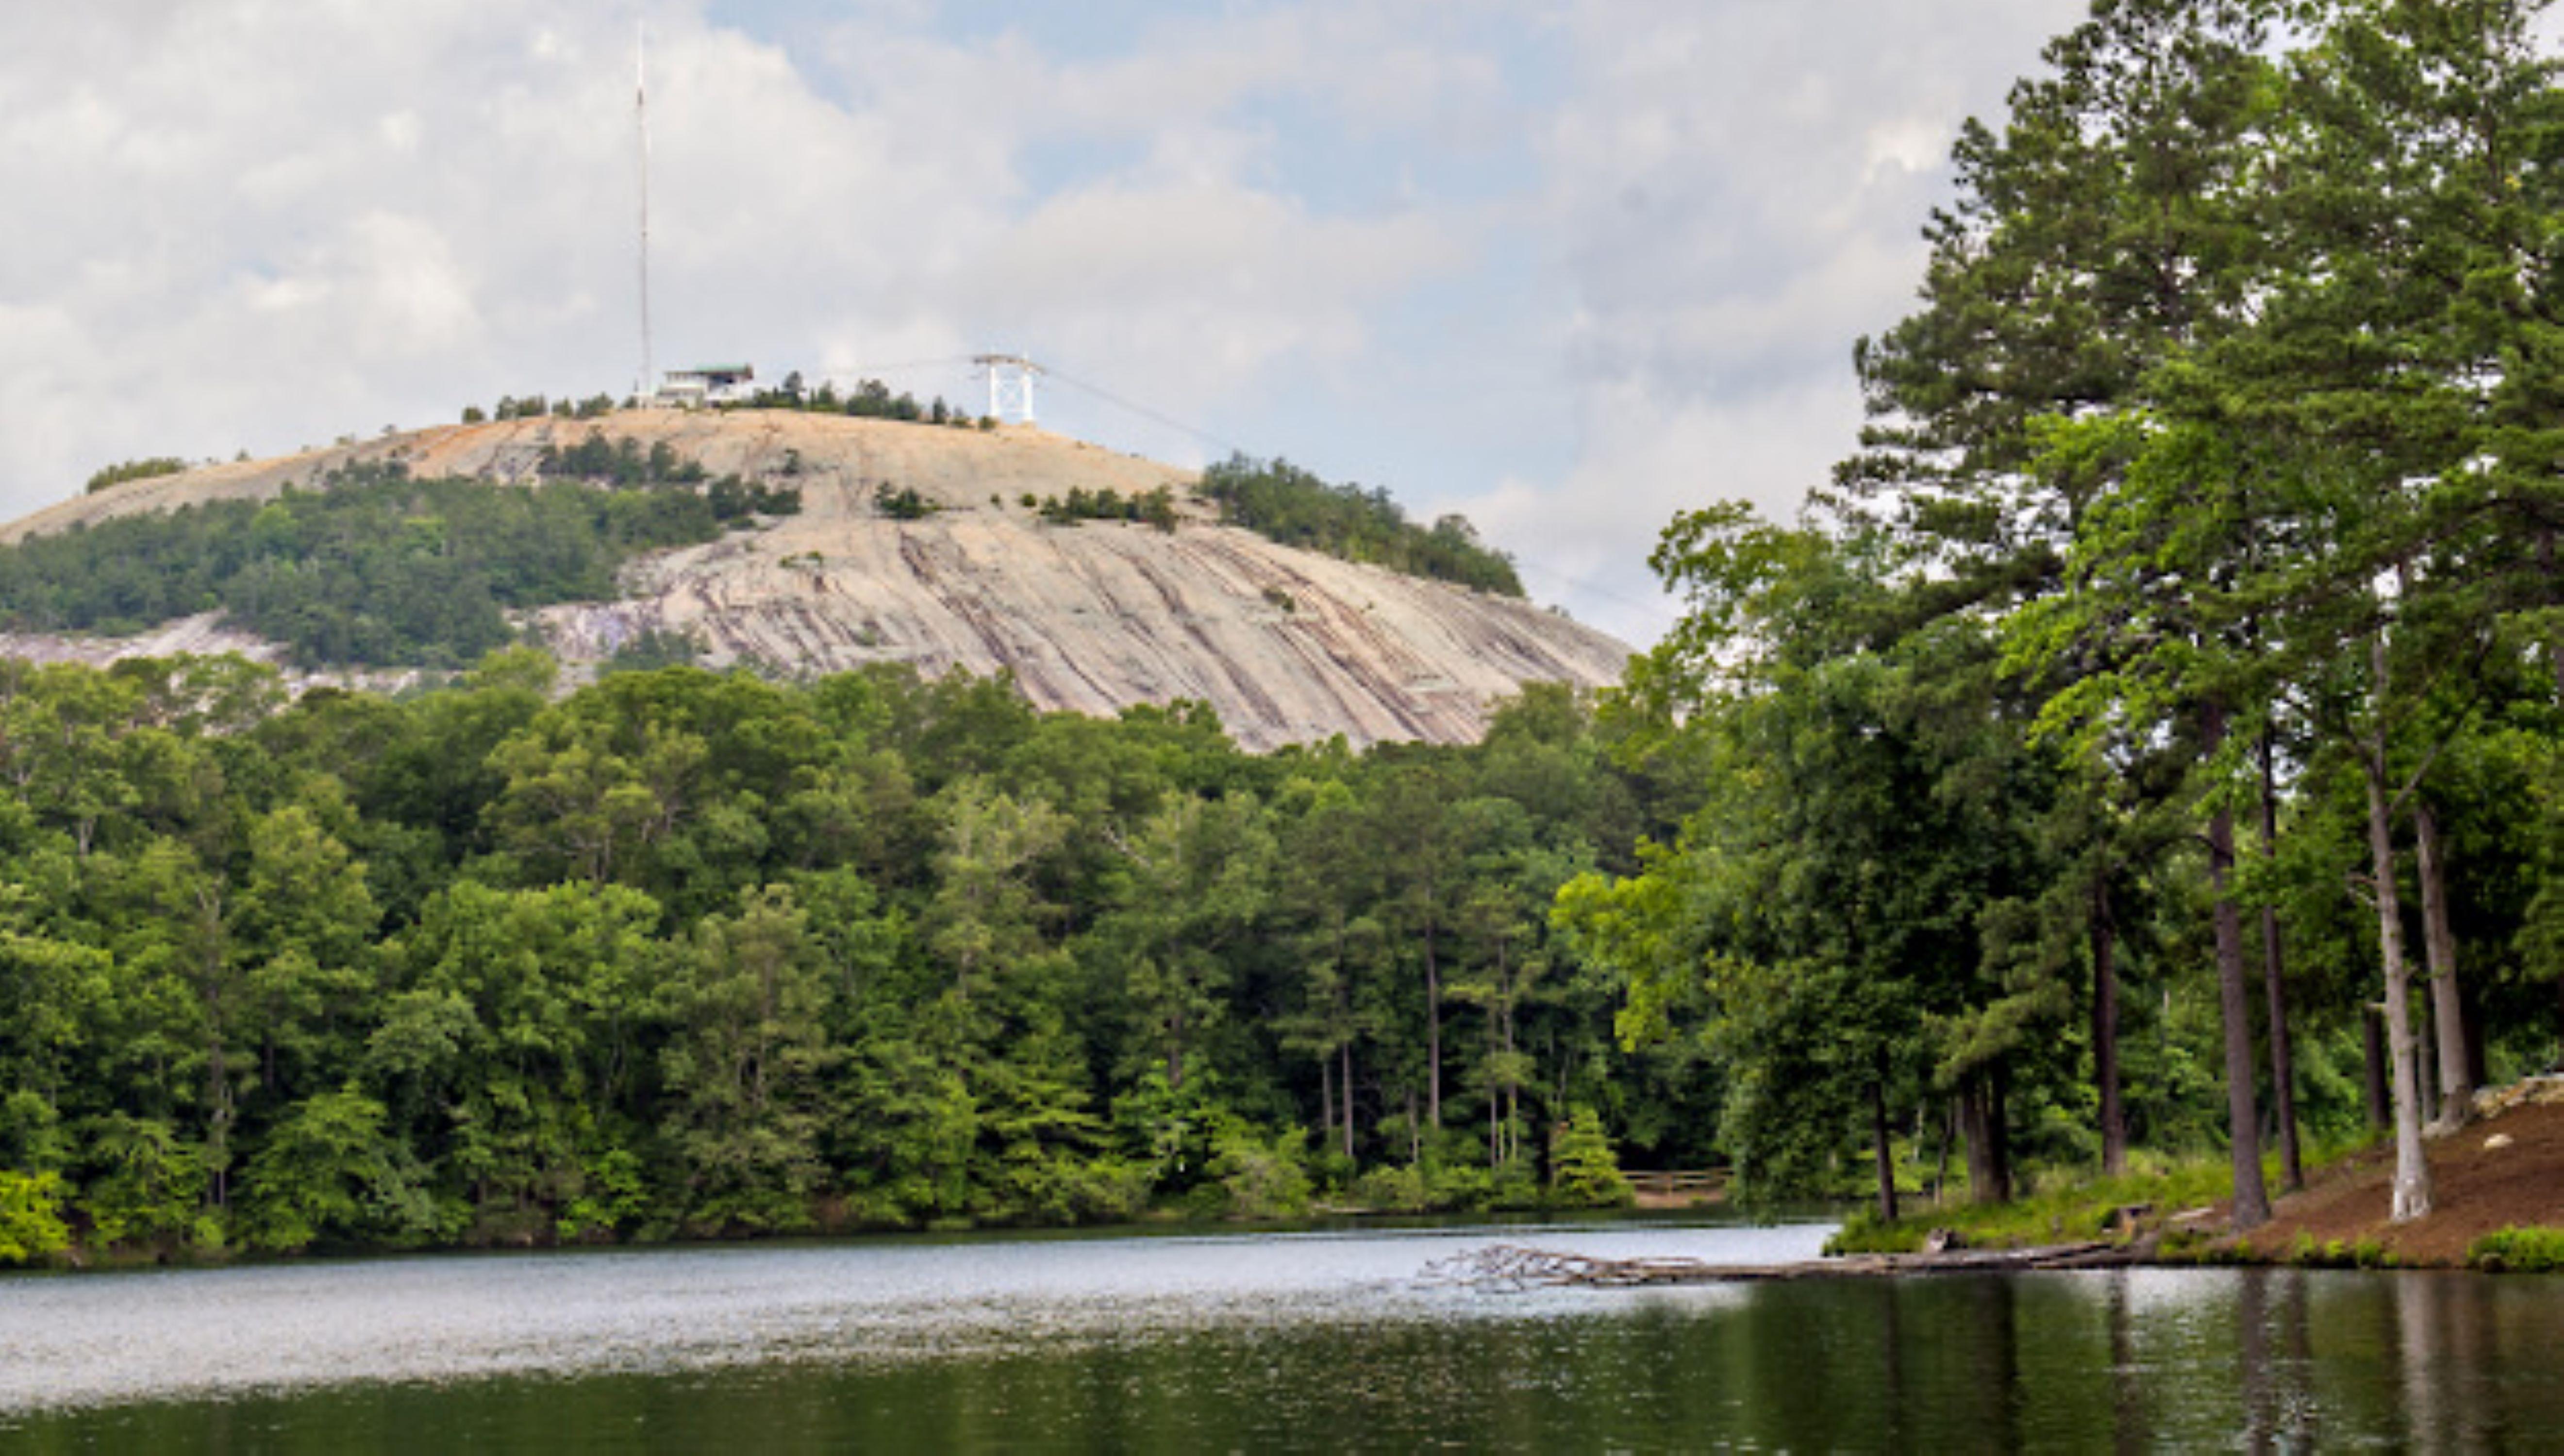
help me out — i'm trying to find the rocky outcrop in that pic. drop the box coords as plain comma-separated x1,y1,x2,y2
0,413,1631,750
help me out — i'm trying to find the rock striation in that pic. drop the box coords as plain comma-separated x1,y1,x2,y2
0,412,1631,750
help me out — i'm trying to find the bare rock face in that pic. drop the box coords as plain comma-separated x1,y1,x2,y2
1,413,1632,750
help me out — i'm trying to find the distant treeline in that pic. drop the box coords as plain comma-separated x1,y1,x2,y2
461,378,993,429
750,374,993,429
1199,456,1522,597
0,660,1688,1262
0,465,784,668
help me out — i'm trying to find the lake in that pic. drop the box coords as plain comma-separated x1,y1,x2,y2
3,1218,2559,1451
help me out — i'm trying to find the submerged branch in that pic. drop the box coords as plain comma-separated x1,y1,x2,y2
1419,1241,2129,1291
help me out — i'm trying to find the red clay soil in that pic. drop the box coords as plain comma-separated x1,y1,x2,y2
2233,1096,2564,1266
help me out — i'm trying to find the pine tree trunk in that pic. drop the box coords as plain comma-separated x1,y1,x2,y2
1988,1062,2014,1205
2462,975,2489,1089
2543,528,2563,700
1319,1052,1334,1155
1960,1069,2012,1206
2417,982,2439,1122
2258,734,2302,1192
1871,1052,1898,1224
2363,1004,2392,1130
1341,1044,1355,1160
1960,1080,1995,1206
2555,975,2564,1074
2092,875,2127,1178
2414,798,2473,1130
2361,640,2433,1221
2202,699,2272,1229
1423,924,1442,1129
1932,1100,1952,1206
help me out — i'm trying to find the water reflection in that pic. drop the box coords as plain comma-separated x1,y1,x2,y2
5,1229,2564,1453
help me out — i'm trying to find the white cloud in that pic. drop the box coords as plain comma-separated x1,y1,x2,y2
0,0,2102,651
1457,374,1866,645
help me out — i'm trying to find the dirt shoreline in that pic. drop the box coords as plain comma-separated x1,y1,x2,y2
2200,1078,2564,1267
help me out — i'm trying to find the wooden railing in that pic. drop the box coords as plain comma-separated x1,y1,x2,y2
1623,1169,1728,1200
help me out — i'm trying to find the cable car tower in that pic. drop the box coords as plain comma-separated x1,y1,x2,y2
972,354,1044,425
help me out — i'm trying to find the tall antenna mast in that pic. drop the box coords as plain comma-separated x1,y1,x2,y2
636,18,654,402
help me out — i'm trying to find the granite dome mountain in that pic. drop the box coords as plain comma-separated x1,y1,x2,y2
0,410,1629,750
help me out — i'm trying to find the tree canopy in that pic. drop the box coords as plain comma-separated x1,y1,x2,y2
1565,0,2564,1230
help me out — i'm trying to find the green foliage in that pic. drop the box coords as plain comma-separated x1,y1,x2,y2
1821,1156,2254,1257
538,431,800,522
603,628,706,674
1584,0,2564,1240
0,654,1704,1257
2287,1232,2394,1270
1209,1123,1313,1220
1822,1210,1927,1256
874,485,939,520
1034,486,1179,532
537,430,708,486
1547,1106,1634,1208
235,1086,436,1251
0,464,729,667
2469,1226,2564,1274
1198,456,1522,596
0,1169,71,1263
84,457,190,495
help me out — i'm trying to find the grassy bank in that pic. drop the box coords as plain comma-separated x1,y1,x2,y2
1821,1140,2363,1259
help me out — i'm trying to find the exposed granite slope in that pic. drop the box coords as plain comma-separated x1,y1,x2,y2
0,413,1630,750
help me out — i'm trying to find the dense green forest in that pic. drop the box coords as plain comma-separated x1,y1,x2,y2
0,656,1720,1260
0,464,787,670
1561,0,2564,1231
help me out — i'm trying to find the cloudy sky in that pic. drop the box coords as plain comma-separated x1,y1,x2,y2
1,0,2090,645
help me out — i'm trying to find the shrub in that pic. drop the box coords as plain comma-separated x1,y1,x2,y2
1210,1125,1313,1220
84,457,189,495
1824,1208,1927,1256
604,628,706,674
2469,1226,2564,1274
1348,1163,1434,1213
0,1170,71,1264
874,485,939,520
1033,485,1178,531
1548,1106,1634,1208
2279,1234,2390,1270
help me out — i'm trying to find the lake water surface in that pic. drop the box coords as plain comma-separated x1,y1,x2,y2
4,1218,2560,1451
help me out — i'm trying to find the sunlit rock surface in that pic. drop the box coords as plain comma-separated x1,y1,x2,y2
0,413,1630,749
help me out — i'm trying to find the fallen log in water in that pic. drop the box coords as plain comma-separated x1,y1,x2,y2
1420,1240,2139,1291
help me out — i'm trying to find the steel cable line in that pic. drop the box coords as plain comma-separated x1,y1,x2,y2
1037,366,1253,459
1036,363,1679,632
